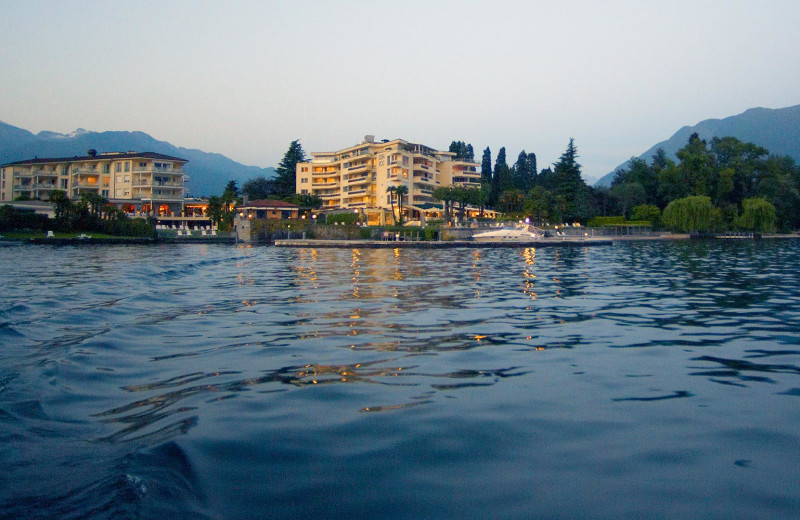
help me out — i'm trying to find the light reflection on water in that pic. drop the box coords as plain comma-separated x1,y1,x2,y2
1,240,800,519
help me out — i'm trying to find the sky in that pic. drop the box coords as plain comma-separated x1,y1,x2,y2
1,0,799,183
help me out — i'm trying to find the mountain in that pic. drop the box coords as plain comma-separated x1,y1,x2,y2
0,121,275,196
595,104,800,187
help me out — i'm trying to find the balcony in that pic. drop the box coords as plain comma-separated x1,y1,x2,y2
312,181,339,187
311,170,341,177
73,179,101,188
346,162,370,173
132,179,184,188
32,169,59,177
131,167,184,176
346,175,369,184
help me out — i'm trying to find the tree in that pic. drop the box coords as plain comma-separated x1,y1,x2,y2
611,182,646,218
631,204,661,227
49,190,72,223
222,180,238,213
224,180,239,197
242,176,279,200
449,141,475,161
386,185,397,225
736,197,776,233
275,140,306,197
284,194,322,208
480,147,492,184
498,189,524,213
491,147,510,206
514,150,537,191
432,186,455,223
206,196,225,227
676,133,714,197
661,195,716,233
523,186,553,225
395,185,408,225
552,138,590,222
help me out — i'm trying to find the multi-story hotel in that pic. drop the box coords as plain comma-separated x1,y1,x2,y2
0,151,188,216
296,136,481,224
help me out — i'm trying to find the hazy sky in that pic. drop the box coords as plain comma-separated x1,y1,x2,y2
2,0,799,182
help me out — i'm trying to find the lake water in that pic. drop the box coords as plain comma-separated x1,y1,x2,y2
1,239,800,519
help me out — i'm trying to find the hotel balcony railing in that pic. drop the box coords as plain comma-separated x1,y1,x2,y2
73,180,101,188
346,189,367,196
34,184,59,190
318,193,340,199
131,168,184,175
312,169,340,176
31,170,60,177
312,181,339,187
346,175,369,184
132,180,184,188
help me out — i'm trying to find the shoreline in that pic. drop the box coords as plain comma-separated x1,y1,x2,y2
2,233,797,247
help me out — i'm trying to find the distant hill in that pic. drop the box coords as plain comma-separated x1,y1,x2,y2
595,104,800,187
0,121,275,196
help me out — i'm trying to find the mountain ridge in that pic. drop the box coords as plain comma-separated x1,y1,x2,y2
595,104,800,187
0,121,275,196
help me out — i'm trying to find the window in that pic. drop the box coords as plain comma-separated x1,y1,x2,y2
301,189,308,194
124,176,130,182
139,162,147,168
101,190,109,197
116,163,122,173
124,162,130,172
301,178,308,183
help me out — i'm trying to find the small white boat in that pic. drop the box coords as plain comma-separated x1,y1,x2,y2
473,227,540,242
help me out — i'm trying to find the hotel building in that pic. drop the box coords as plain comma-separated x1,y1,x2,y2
0,151,188,216
295,136,481,224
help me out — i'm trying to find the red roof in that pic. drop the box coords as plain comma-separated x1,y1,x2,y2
241,199,299,209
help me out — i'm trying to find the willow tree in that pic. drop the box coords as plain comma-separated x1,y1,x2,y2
736,197,776,233
661,195,716,233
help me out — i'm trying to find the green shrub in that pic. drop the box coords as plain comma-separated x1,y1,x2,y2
325,213,360,225
587,216,626,227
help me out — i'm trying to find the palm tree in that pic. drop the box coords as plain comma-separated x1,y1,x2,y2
386,185,397,225
395,185,408,225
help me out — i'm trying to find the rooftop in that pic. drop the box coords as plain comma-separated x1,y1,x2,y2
2,151,188,168
240,199,300,209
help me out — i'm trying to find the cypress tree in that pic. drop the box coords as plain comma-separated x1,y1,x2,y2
480,147,492,183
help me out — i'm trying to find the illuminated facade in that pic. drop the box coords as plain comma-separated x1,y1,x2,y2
0,151,188,216
296,136,480,224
